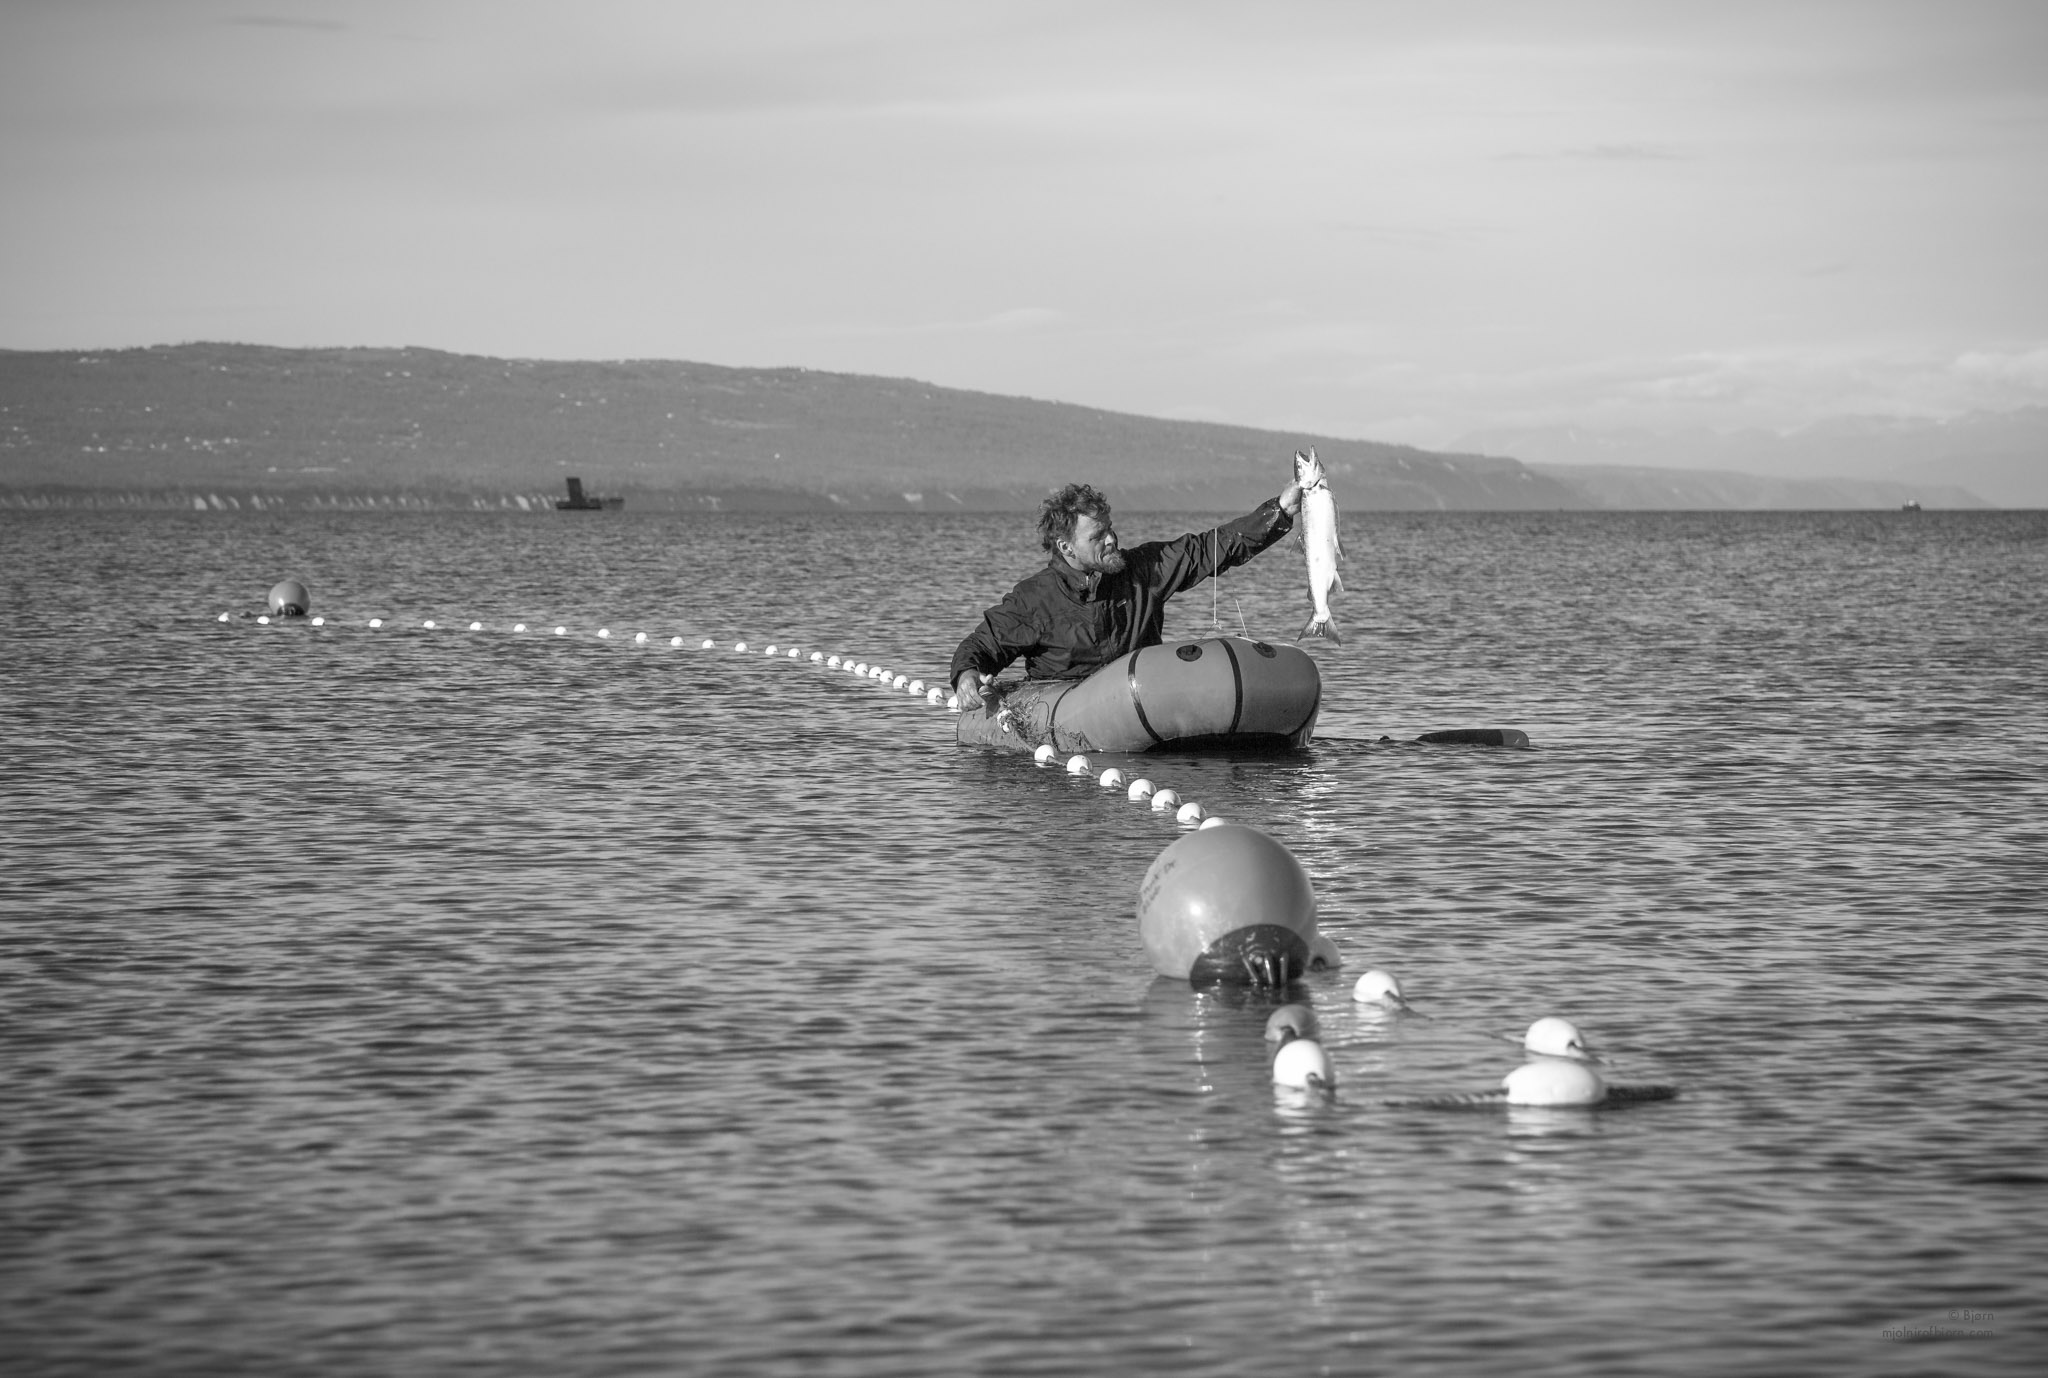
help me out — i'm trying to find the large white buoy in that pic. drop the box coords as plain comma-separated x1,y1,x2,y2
1033,744,1057,766
1503,1059,1606,1107
1098,767,1126,790
1137,824,1319,986
1150,789,1180,812
1127,778,1155,801
1175,801,1206,825
266,580,310,616
1065,754,1090,775
1272,1038,1336,1091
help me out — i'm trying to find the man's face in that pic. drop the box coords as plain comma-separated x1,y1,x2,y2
1063,512,1126,575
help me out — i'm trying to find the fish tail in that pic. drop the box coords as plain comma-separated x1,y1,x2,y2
1297,613,1342,645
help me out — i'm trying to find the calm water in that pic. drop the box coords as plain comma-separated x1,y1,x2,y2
4,507,2044,1376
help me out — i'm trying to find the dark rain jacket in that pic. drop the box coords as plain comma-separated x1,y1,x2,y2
949,498,1295,686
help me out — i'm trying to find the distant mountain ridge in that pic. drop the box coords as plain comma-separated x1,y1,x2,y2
0,342,2004,511
1456,412,2044,508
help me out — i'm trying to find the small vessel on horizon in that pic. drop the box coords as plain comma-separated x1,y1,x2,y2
556,477,624,511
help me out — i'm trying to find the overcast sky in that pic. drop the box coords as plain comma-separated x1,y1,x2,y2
4,0,2045,447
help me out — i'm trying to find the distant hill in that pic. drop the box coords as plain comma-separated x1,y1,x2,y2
0,342,1576,512
1526,463,1987,511
1456,413,2040,508
0,342,1997,511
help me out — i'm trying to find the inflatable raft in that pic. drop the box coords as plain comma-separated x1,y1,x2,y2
957,636,1320,754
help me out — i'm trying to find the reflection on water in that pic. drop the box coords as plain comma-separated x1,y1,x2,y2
3,508,2045,1375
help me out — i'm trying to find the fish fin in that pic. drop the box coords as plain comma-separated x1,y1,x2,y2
1331,569,1344,593
1297,614,1341,645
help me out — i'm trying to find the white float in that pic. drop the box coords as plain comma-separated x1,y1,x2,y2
1271,1039,1336,1091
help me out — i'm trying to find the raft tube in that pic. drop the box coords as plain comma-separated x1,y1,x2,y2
957,636,1320,755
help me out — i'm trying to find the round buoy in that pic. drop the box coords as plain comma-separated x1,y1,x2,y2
1524,1017,1593,1060
1150,789,1180,812
1127,778,1155,801
266,580,310,617
946,695,960,711
256,614,270,624
765,644,778,655
423,619,436,629
1264,1003,1319,1044
598,628,611,638
1353,969,1404,1005
1199,815,1229,830
1033,745,1056,766
927,687,945,705
217,613,230,622
556,626,568,636
670,636,683,647
1098,767,1126,790
1503,1059,1606,1107
471,622,484,632
732,641,746,653
701,639,714,649
1065,754,1090,775
1272,1038,1336,1091
1137,824,1317,986
310,616,324,627
812,652,825,663
369,618,383,629
1175,801,1206,825
908,679,925,694
635,632,648,643
1308,931,1340,968
514,623,528,633
788,648,801,659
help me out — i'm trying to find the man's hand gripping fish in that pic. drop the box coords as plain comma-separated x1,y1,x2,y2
1294,447,1343,644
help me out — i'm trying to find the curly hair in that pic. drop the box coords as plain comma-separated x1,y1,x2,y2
1037,483,1111,554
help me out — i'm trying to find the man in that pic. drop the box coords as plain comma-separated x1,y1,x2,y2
950,476,1304,710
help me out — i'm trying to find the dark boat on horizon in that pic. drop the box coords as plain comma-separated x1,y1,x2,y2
556,477,624,511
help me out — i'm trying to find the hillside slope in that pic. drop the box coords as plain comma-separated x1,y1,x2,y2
0,343,1573,512
0,343,1991,510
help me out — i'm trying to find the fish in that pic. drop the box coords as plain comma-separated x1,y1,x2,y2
1293,447,1343,644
